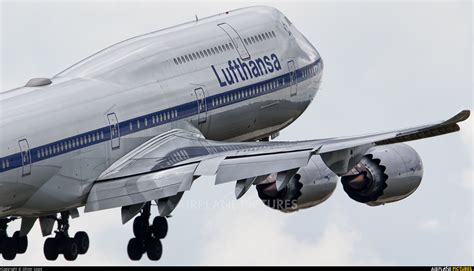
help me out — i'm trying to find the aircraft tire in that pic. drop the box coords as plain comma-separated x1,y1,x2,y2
13,231,28,254
151,216,168,239
74,231,89,254
127,238,143,261
146,237,162,261
63,238,79,261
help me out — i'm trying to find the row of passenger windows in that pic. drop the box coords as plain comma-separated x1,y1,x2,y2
129,109,178,131
1,159,10,169
173,42,235,65
302,63,319,78
172,30,277,66
37,131,105,159
26,109,180,161
243,31,276,46
211,79,281,108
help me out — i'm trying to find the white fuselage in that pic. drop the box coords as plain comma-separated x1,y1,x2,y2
0,6,323,217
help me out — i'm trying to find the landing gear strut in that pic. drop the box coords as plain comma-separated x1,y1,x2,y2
127,202,168,261
0,217,28,260
43,212,90,261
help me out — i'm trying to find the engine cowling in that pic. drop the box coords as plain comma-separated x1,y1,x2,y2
340,143,423,206
256,155,338,212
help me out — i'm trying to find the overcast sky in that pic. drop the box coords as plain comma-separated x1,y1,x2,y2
1,0,472,266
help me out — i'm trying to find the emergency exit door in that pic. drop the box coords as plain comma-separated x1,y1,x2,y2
107,113,120,150
218,23,250,60
194,87,207,124
18,139,31,176
288,60,298,96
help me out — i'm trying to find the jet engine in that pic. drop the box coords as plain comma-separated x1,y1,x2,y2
256,156,338,212
340,143,423,206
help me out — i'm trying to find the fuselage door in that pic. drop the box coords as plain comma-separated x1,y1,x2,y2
18,139,31,176
288,60,298,96
194,87,207,124
107,113,120,150
218,23,250,60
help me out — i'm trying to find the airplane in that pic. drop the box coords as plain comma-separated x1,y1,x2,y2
0,5,470,262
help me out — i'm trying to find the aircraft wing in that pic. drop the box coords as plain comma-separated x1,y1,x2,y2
84,110,470,214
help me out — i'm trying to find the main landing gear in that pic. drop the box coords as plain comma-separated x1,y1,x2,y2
127,202,168,261
43,212,90,261
0,218,28,260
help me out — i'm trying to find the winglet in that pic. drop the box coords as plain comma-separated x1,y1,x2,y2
444,110,470,125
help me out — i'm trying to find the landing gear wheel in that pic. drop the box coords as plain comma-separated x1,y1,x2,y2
63,238,79,261
151,216,168,239
146,237,162,261
44,237,59,261
127,238,143,261
2,238,17,260
13,231,28,254
74,231,89,255
133,216,146,239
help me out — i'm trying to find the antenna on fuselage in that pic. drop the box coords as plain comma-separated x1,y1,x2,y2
195,14,198,22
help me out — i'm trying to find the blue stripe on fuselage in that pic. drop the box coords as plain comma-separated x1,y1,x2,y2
0,58,322,173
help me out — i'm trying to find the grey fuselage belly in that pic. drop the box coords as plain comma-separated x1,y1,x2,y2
0,6,322,217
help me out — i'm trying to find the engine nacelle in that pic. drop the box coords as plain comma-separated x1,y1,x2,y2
340,143,423,206
256,156,338,213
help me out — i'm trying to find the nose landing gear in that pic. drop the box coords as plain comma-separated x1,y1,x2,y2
127,202,168,261
43,212,90,261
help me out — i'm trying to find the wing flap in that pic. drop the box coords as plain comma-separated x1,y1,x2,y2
85,163,197,212
215,150,313,184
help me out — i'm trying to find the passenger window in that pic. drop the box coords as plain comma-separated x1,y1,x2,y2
145,118,148,126
229,43,234,49
178,58,182,64
185,55,189,62
137,120,140,129
251,37,256,43
130,122,133,131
